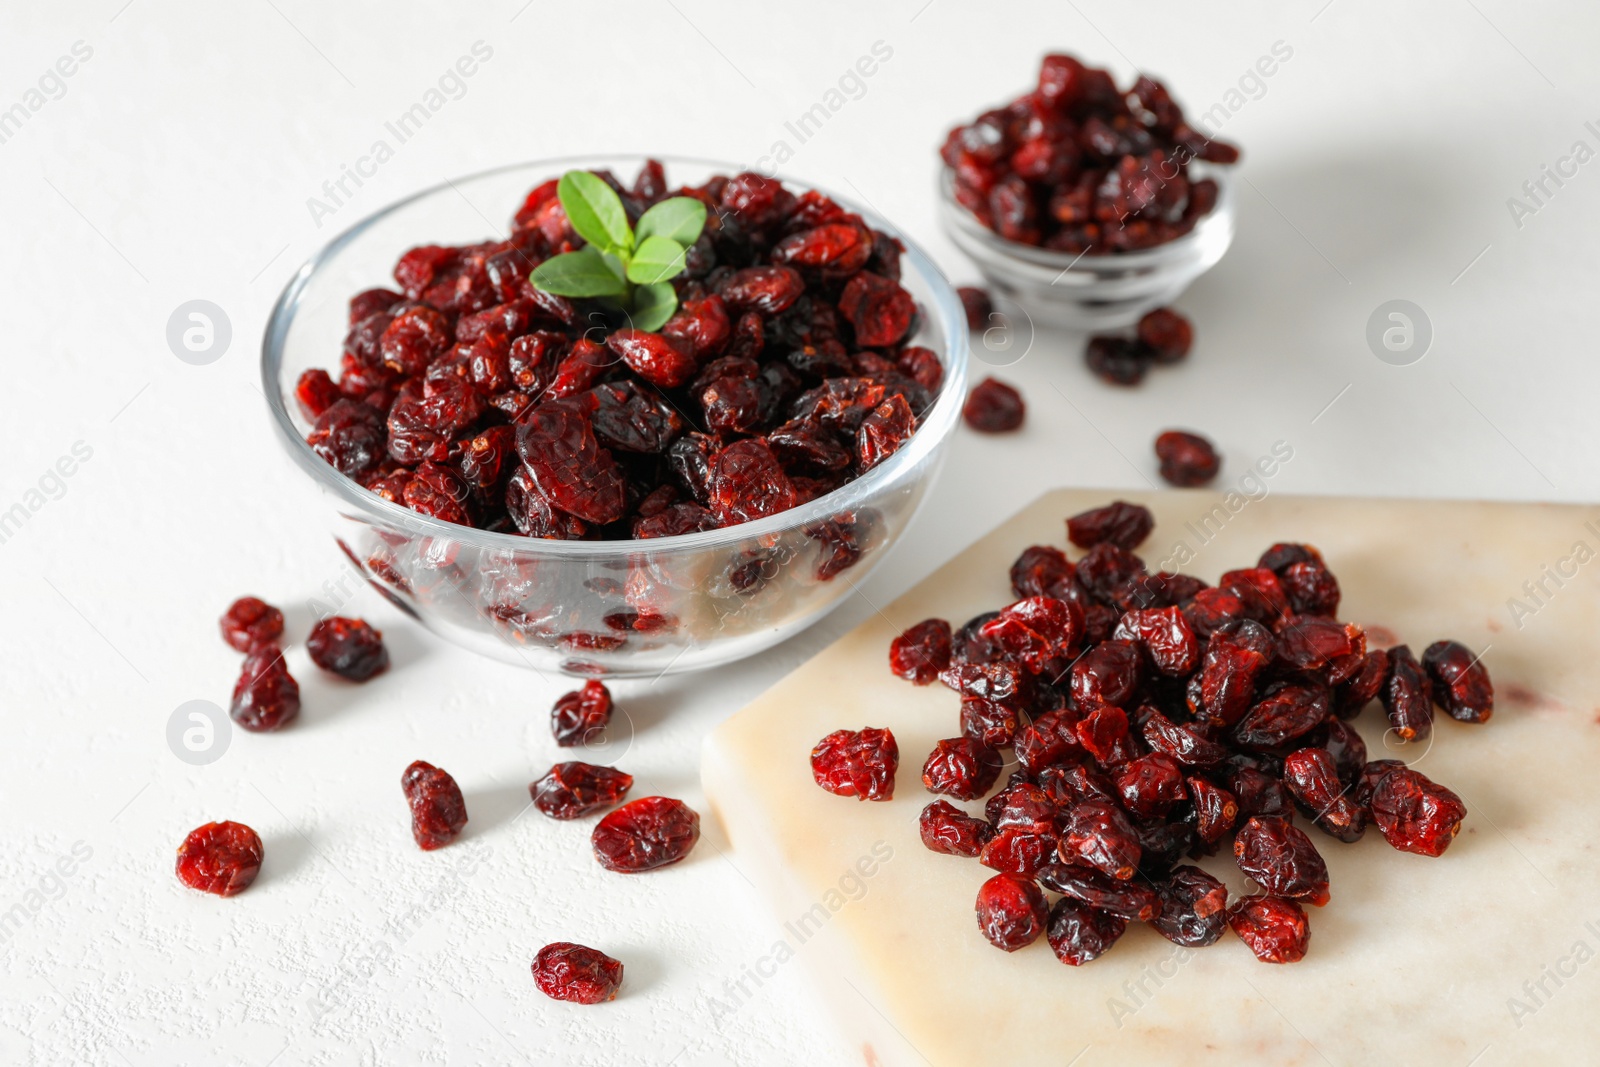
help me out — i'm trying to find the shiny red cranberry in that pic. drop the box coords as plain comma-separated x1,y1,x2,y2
1152,865,1230,947
532,762,634,820
402,760,468,850
810,727,899,801
229,647,300,732
1369,767,1467,857
1066,500,1152,550
1085,336,1149,386
920,799,994,857
1234,816,1330,906
1136,308,1193,363
220,596,284,652
533,942,624,1004
551,681,613,747
1228,895,1310,963
1154,430,1220,486
890,619,953,684
306,616,389,681
922,737,1002,800
591,796,701,872
1422,640,1494,723
175,821,263,897
963,377,1025,433
975,872,1048,951
1058,799,1142,880
1046,897,1127,965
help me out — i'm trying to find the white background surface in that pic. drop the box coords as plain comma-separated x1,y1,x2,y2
2,1,1597,1064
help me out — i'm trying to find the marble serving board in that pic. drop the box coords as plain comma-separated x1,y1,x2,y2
702,489,1600,1067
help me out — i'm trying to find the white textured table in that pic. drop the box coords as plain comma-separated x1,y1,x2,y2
3,2,1597,1064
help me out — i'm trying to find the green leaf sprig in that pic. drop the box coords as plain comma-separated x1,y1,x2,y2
527,171,707,332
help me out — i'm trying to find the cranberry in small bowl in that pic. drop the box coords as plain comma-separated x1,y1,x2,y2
263,156,968,677
937,54,1237,331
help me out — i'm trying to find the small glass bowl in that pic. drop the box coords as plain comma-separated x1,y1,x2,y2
937,166,1235,331
262,156,969,678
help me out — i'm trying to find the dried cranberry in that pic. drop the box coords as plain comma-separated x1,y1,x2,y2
1115,753,1187,821
1141,710,1228,767
1282,747,1365,841
606,329,697,389
890,619,953,684
839,272,914,347
1232,684,1331,751
531,762,634,819
920,799,994,857
921,737,1002,800
516,397,627,526
1046,897,1127,965
1113,606,1198,676
978,828,1058,876
1070,642,1142,709
958,286,993,330
1228,896,1310,963
308,400,387,477
1154,430,1220,487
551,681,613,747
1188,776,1240,843
962,377,1025,433
975,872,1048,951
1085,336,1149,386
1336,649,1390,719
707,439,796,525
1136,308,1193,363
1039,862,1161,921
1233,816,1330,906
1009,545,1075,600
1057,799,1141,880
1369,768,1467,857
220,596,284,652
1280,559,1341,617
1422,640,1494,723
175,821,263,897
811,727,899,801
306,616,389,681
230,647,300,732
1151,865,1229,947
532,942,624,1004
591,796,700,872
401,760,468,850
1066,500,1152,550
858,395,916,471
1382,644,1434,742
295,369,342,422
716,266,805,315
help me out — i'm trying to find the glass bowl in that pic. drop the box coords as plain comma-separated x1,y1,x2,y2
262,156,969,678
937,165,1235,331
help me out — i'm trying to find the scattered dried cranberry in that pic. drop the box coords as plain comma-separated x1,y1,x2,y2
532,762,634,819
1047,897,1127,965
920,799,994,857
963,377,1025,433
306,616,389,681
890,619,953,684
229,647,300,732
944,56,1238,253
219,596,284,652
1151,865,1229,947
533,942,624,1004
811,727,899,801
1369,767,1467,857
1422,640,1494,723
1154,430,1220,487
1084,336,1149,386
958,286,993,331
402,760,468,850
551,681,614,747
175,821,263,897
1228,896,1310,963
975,872,1048,951
1137,308,1193,363
1067,500,1153,550
1382,644,1434,742
592,796,701,872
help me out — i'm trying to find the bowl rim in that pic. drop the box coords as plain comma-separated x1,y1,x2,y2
262,154,970,559
936,162,1235,271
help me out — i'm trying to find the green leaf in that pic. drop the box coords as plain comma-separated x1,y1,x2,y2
635,197,707,247
629,282,678,332
626,236,688,285
528,247,627,298
558,171,633,254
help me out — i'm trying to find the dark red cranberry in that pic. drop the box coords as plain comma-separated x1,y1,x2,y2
532,942,624,1004
921,737,1002,800
890,619,953,684
1421,640,1494,723
978,828,1058,876
920,800,994,857
810,727,899,801
308,400,387,477
401,760,468,850
707,439,796,525
1382,645,1434,742
1084,336,1149,386
1038,863,1161,921
1188,776,1240,843
1228,896,1310,963
1281,559,1342,617
1046,897,1127,965
839,272,914,347
220,596,284,653
1234,816,1330,906
1154,430,1220,486
1369,768,1467,857
175,821,263,897
306,616,389,681
1057,799,1141,880
1151,865,1230,947
975,872,1048,951
958,286,993,330
230,647,300,732
532,762,634,820
962,377,1025,433
1066,500,1152,550
295,369,342,421
1113,605,1199,676
591,796,701,872
1136,308,1193,363
551,681,613,747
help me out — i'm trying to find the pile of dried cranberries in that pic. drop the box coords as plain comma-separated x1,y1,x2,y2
300,161,942,541
814,500,1488,964
942,54,1239,254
